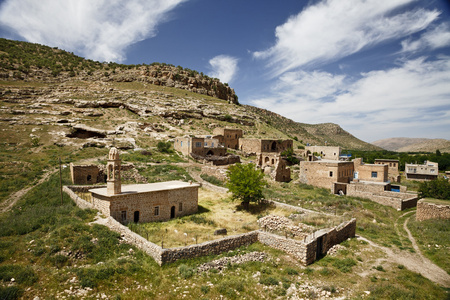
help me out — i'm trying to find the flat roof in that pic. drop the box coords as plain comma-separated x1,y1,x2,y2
89,180,200,197
374,159,399,162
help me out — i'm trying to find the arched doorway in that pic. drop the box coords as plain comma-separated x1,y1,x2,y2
170,206,175,219
206,150,214,156
134,211,140,223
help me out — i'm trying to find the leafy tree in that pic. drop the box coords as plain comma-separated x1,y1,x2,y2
226,163,266,210
418,178,450,200
281,147,299,165
156,141,173,154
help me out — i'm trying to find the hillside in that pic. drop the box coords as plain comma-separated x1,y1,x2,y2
0,37,375,151
372,137,450,153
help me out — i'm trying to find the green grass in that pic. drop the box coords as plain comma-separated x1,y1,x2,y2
200,173,224,186
408,217,450,274
137,164,193,183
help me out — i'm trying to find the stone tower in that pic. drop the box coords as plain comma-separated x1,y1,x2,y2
107,147,121,195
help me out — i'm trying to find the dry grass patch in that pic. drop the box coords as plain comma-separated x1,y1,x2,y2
131,188,291,248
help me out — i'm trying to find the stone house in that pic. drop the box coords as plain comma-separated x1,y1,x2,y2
353,158,388,183
174,136,227,157
212,128,243,150
70,163,105,185
90,148,200,223
304,146,341,161
299,160,354,190
239,138,293,154
374,159,400,182
405,161,439,180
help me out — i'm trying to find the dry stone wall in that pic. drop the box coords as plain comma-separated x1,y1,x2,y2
65,186,356,266
416,199,450,221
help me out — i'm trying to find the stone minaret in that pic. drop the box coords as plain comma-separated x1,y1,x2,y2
107,147,121,195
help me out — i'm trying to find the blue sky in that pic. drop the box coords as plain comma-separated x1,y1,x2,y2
1,0,449,143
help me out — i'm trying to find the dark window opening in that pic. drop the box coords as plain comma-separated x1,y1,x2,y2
170,206,175,219
134,211,140,223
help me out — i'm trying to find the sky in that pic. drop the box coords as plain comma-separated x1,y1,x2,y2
0,0,449,143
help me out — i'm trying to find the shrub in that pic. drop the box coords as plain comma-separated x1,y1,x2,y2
285,267,299,275
156,141,173,154
0,265,38,286
418,178,450,200
259,276,279,286
0,286,23,300
178,264,194,279
332,258,357,273
200,285,210,294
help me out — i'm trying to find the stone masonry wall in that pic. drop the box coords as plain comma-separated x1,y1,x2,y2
65,186,355,266
346,184,418,210
416,199,450,221
63,186,96,210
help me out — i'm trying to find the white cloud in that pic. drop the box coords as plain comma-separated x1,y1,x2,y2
401,22,450,53
0,0,186,62
208,55,238,83
253,0,440,75
250,57,450,141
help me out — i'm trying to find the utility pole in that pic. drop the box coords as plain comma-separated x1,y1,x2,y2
59,157,63,205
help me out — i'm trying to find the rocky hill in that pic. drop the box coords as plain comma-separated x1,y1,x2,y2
372,137,450,153
0,38,376,151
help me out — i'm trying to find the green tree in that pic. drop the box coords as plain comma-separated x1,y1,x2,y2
156,141,173,153
281,147,299,165
418,178,450,200
226,163,266,209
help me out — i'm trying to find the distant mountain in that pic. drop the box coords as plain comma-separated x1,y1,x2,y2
372,137,450,153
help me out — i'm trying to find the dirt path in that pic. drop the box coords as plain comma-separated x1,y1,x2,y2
0,169,56,213
357,213,450,288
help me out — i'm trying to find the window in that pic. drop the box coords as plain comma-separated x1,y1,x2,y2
179,202,183,212
371,171,378,178
212,142,214,147
195,142,202,147
121,211,126,222
180,141,183,147
154,206,160,216
205,142,208,146
430,169,435,173
329,171,333,177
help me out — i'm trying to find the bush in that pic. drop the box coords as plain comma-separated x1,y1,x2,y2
0,265,38,286
259,276,279,286
0,286,23,300
418,178,450,200
157,141,173,154
285,267,299,275
178,264,194,279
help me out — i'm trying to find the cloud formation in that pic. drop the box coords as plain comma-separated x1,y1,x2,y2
401,22,450,53
253,0,440,75
0,0,186,62
251,57,450,141
208,55,239,83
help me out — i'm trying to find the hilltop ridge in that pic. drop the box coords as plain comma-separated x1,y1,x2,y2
0,37,377,150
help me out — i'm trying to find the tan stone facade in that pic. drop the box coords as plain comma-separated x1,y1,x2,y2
174,136,226,157
304,146,341,161
239,138,293,154
70,163,104,185
299,160,354,189
90,181,199,223
406,161,439,180
374,159,400,183
353,158,388,183
212,128,243,150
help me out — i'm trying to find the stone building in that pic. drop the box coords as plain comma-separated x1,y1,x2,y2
90,148,200,223
212,128,243,150
174,136,227,157
374,159,400,182
239,138,293,154
353,158,388,183
405,161,439,180
304,146,341,161
70,163,105,185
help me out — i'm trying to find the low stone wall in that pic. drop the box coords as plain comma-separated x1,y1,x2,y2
63,186,96,210
161,231,259,264
65,185,356,266
416,199,450,221
347,184,418,210
103,217,164,265
201,165,228,181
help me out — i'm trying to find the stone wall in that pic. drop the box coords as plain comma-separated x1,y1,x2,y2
63,186,96,210
65,186,356,266
299,160,353,189
161,232,259,263
416,199,450,221
70,163,104,185
346,183,418,210
353,158,388,182
304,146,341,161
201,165,228,181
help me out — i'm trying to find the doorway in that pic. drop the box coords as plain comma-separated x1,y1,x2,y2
170,206,175,219
134,211,140,223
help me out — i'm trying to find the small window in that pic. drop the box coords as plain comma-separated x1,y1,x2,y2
329,171,333,177
205,142,207,146
121,211,127,222
179,203,183,212
154,206,159,216
180,141,183,147
87,174,92,181
430,169,435,173
195,142,202,147
371,171,377,178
